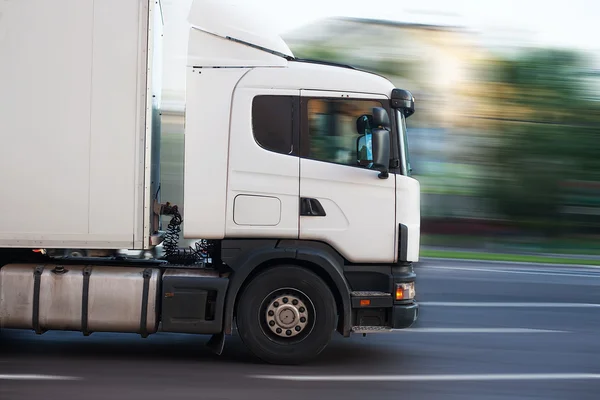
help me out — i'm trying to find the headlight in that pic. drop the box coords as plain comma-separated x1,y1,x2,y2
395,282,415,300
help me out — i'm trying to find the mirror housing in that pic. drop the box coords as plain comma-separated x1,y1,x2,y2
372,128,390,179
355,107,391,178
372,106,391,179
356,114,373,135
371,107,391,179
372,107,391,129
391,88,415,117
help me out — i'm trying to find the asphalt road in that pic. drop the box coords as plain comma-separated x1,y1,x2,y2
2,259,600,400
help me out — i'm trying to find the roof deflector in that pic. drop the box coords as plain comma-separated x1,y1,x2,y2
187,0,295,59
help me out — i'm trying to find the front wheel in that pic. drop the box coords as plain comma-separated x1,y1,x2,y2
235,265,337,365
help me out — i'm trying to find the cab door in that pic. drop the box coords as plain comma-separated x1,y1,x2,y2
299,90,396,263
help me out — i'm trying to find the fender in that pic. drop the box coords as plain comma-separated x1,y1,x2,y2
220,239,353,337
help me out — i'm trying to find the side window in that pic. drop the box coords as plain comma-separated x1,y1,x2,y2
252,95,294,155
305,98,383,166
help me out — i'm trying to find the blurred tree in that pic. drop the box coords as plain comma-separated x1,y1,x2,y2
476,48,600,236
372,59,420,81
291,45,345,64
292,45,418,81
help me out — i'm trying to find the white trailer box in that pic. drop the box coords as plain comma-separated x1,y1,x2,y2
0,0,163,250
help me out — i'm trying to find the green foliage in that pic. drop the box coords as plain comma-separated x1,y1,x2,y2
482,48,600,235
373,59,419,80
291,45,344,63
290,45,417,80
421,249,600,266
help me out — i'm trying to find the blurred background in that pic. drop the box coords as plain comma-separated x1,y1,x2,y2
160,0,600,259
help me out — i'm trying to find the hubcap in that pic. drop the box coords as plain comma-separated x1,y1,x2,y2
264,293,309,338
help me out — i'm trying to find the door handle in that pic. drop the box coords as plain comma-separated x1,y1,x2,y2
300,198,326,217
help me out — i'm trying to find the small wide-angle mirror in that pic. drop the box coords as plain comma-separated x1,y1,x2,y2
356,134,373,167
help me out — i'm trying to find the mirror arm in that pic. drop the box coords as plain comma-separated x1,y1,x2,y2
378,171,389,179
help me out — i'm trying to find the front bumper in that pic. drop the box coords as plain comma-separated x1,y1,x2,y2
392,301,419,329
345,263,419,332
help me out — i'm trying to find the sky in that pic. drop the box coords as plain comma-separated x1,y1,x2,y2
160,0,600,102
163,0,600,51
291,0,598,53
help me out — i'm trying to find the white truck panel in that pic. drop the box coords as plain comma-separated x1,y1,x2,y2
299,156,397,263
237,61,395,95
0,0,94,239
225,88,300,239
142,0,164,249
0,0,157,249
89,0,145,239
183,67,251,240
396,175,421,262
233,195,282,226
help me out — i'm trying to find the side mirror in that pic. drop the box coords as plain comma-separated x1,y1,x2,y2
391,88,415,117
372,107,391,179
355,108,391,178
372,128,390,179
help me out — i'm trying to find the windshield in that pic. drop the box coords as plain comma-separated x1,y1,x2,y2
397,109,412,176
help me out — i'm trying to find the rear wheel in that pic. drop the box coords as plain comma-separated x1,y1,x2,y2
235,265,337,365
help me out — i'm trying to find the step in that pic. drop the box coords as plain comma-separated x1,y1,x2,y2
351,326,393,333
350,291,391,297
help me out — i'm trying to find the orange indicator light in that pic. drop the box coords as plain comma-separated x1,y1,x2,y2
395,287,405,300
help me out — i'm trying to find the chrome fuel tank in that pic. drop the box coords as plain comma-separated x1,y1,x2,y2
0,264,160,335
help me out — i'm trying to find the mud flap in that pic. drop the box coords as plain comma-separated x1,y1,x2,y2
206,332,225,355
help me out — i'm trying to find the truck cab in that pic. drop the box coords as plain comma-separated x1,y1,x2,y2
184,2,420,264
179,2,420,361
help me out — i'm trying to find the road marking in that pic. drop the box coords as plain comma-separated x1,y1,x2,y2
420,257,600,269
0,374,82,381
399,327,566,333
421,302,600,308
353,327,567,334
423,265,600,278
251,373,600,382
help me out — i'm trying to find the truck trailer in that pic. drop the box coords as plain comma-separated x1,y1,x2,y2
0,0,420,364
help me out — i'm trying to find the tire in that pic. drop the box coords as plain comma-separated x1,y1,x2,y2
235,265,337,365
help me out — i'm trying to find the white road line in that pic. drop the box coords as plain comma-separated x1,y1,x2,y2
399,328,566,333
421,257,600,268
422,265,600,278
421,302,600,308
0,374,82,381
251,373,600,382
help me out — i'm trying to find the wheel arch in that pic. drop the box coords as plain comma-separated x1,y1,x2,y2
221,240,352,337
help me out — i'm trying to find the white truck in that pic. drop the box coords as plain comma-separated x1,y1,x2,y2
0,0,420,364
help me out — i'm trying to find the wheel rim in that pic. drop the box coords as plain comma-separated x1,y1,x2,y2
66,250,85,258
259,288,315,343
